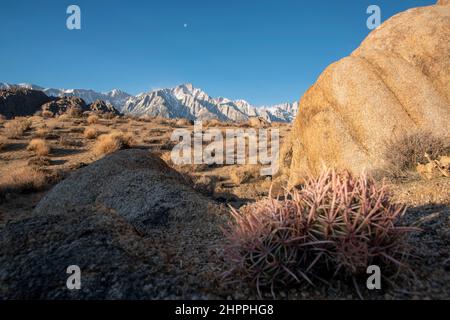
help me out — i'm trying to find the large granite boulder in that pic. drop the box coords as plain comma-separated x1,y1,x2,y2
285,1,450,186
0,150,224,299
33,149,208,234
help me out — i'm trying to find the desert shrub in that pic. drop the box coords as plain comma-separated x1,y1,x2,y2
385,131,450,177
93,131,134,155
87,114,99,125
223,169,417,297
84,127,98,139
66,106,83,118
34,126,50,138
0,166,50,198
4,118,32,138
27,139,50,156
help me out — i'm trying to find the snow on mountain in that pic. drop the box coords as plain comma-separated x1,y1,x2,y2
1,82,298,122
43,88,132,110
124,83,297,123
0,82,132,110
0,82,12,90
261,102,298,123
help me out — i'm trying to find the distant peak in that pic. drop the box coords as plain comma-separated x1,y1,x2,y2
176,83,196,92
108,88,130,96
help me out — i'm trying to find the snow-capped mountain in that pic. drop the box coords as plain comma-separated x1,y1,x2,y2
0,82,132,110
261,102,298,123
124,83,298,122
1,82,298,122
0,82,44,91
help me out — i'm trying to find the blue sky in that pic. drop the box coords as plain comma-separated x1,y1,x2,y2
0,0,436,105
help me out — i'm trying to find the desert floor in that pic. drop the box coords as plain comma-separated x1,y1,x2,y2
0,115,449,299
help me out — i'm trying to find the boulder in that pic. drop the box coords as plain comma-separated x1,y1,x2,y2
89,99,120,115
0,88,51,119
285,1,450,186
34,149,210,234
0,150,224,299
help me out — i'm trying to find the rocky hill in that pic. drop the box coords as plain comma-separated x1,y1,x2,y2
0,88,51,119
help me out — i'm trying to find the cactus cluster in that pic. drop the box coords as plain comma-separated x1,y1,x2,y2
223,169,418,296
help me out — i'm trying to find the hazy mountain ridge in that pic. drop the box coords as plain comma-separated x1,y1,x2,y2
0,82,298,122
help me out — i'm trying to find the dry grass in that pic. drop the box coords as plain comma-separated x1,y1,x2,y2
66,106,83,118
87,115,99,125
385,131,450,178
175,118,194,127
93,131,134,156
0,137,8,151
34,126,50,138
138,115,153,122
59,136,84,147
41,110,54,119
70,126,85,133
204,119,222,128
193,175,216,195
102,112,116,120
4,118,32,138
27,139,51,156
28,156,51,168
84,127,98,139
57,114,71,122
0,166,50,197
230,165,260,185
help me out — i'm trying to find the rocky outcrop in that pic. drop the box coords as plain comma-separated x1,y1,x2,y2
41,96,87,115
89,99,120,115
285,1,450,186
0,150,224,299
0,88,51,119
42,97,120,115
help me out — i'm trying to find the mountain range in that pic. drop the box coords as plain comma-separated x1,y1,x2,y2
0,82,298,122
